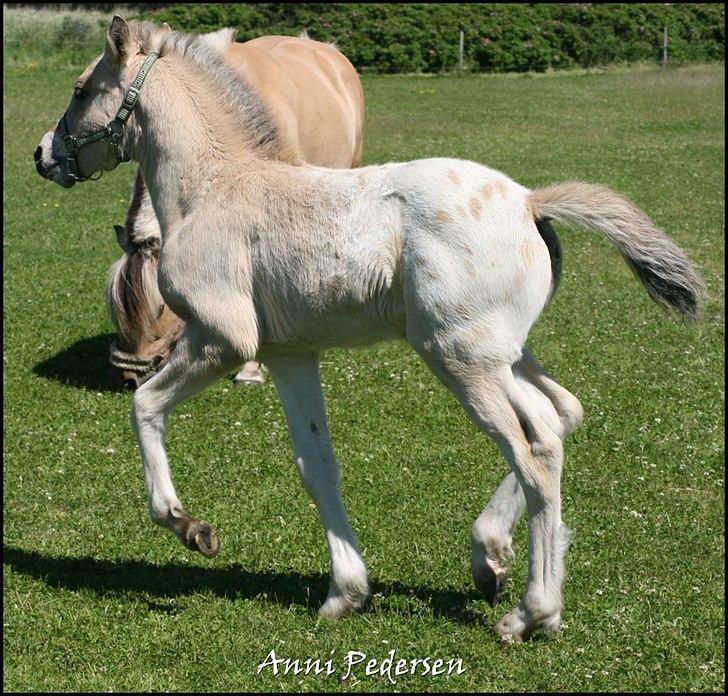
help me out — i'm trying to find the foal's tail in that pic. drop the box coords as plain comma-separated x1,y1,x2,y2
528,182,705,319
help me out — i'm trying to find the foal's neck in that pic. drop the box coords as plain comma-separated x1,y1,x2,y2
133,53,268,238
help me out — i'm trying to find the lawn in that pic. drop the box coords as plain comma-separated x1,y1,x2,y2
3,62,724,692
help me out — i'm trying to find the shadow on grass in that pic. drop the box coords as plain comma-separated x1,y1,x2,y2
3,545,487,626
33,333,116,392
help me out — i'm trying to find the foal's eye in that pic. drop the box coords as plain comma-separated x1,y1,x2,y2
73,87,88,101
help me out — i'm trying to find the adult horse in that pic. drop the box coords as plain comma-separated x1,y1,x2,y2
104,31,365,390
35,18,703,641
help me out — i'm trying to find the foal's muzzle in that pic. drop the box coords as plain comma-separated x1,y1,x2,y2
34,134,73,186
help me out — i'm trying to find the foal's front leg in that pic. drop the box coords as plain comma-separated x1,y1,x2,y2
264,352,370,618
131,326,240,556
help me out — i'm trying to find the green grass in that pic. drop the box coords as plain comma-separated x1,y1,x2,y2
2,7,119,68
3,62,724,692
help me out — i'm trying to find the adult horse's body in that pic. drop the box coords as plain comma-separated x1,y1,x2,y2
104,32,365,389
35,19,703,641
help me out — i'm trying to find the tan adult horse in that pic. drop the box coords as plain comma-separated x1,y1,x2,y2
103,31,365,390
36,19,703,641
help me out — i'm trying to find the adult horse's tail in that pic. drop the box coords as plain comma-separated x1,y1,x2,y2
528,182,705,319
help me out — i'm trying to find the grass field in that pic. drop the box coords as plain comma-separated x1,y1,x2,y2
3,60,724,692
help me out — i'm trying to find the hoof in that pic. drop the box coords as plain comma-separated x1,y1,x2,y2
176,516,219,557
493,608,529,643
233,375,266,386
493,605,561,642
191,521,219,557
473,561,507,607
317,596,359,619
318,586,369,619
233,362,265,386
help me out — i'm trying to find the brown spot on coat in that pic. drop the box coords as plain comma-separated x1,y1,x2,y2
469,196,483,221
456,204,467,219
482,180,509,200
448,169,462,185
435,210,453,223
495,180,509,198
520,240,535,269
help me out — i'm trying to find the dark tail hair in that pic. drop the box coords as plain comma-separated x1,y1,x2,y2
528,182,705,319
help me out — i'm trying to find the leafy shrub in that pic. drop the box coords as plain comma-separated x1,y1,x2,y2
3,7,110,67
4,3,724,72
138,3,724,73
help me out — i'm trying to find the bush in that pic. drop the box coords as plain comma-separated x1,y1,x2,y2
3,7,111,67
138,3,725,73
3,4,724,72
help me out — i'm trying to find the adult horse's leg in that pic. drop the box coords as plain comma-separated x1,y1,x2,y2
264,351,369,618
131,324,241,556
471,347,583,606
233,360,266,385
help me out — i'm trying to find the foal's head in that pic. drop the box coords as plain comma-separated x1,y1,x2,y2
34,17,171,186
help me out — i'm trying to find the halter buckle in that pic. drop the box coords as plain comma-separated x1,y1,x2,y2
122,87,140,111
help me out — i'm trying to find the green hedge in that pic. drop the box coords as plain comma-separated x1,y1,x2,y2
138,3,725,73
3,7,113,67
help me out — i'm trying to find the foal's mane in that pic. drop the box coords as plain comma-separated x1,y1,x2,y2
131,21,281,157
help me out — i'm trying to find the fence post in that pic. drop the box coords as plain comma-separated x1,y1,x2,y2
662,25,668,67
459,30,464,73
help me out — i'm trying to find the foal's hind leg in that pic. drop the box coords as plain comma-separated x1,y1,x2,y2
264,352,369,618
471,348,583,605
517,348,583,439
422,351,570,640
131,325,240,556
471,471,525,606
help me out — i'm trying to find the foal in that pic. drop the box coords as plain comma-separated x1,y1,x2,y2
102,30,365,390
35,18,703,641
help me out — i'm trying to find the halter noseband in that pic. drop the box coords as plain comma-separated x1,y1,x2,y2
109,319,183,380
61,52,159,182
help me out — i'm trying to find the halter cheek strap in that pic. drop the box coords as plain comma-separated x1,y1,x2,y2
62,52,159,182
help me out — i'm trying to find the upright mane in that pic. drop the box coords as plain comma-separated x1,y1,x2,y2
130,20,281,158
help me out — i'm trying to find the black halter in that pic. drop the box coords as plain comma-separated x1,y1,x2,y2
61,52,159,182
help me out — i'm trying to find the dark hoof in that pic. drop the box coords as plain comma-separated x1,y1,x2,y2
189,520,219,557
473,563,506,607
175,516,219,557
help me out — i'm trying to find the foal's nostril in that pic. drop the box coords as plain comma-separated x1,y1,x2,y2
122,379,138,391
34,146,42,164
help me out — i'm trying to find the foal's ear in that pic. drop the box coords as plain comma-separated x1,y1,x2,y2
106,15,135,65
114,224,135,253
